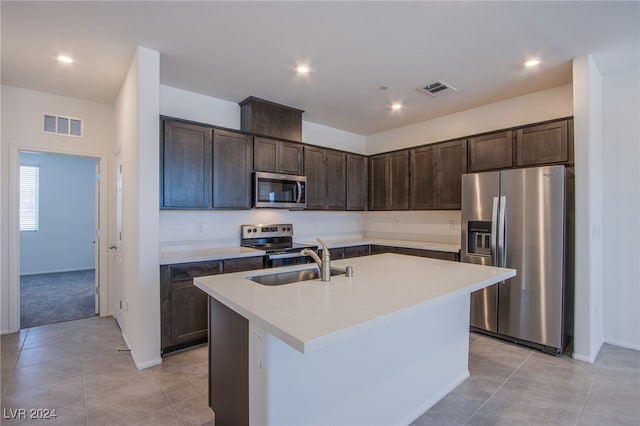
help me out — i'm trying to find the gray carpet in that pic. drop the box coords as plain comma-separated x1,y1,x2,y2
20,269,96,329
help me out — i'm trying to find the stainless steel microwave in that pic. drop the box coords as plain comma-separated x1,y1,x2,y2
254,171,307,209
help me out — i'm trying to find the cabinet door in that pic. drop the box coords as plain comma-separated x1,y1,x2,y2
346,154,367,211
253,137,279,173
161,120,212,208
304,146,326,209
213,130,253,209
516,120,570,167
280,142,304,175
325,150,346,210
436,139,467,209
468,131,514,172
369,155,388,210
410,146,436,210
161,261,222,352
389,151,409,210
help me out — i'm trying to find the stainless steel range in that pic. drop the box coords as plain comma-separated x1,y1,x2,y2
240,224,316,268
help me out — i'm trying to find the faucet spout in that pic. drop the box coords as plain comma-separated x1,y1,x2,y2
300,238,332,282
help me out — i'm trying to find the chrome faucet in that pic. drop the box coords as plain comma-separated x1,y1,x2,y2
301,238,331,282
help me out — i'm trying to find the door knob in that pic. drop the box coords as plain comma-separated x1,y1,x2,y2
108,245,117,250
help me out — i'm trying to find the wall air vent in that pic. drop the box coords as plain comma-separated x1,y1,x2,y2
417,80,457,97
43,114,83,137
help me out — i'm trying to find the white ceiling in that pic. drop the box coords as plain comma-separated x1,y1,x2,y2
2,1,638,135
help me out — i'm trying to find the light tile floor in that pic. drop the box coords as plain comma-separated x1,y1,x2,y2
1,316,638,425
0,317,213,425
412,332,640,425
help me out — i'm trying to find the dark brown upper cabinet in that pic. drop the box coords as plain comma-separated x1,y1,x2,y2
516,119,572,167
346,154,368,211
239,96,303,142
253,136,304,175
161,120,212,209
369,151,409,211
212,129,253,209
303,146,346,210
410,139,467,210
436,139,468,209
468,130,514,172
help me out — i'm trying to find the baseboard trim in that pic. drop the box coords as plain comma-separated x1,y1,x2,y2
572,352,596,363
604,338,640,351
20,267,95,277
121,331,162,370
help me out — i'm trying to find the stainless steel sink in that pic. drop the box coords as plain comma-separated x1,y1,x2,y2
248,267,345,286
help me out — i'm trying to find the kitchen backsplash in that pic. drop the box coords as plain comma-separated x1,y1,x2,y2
364,211,461,245
160,210,461,250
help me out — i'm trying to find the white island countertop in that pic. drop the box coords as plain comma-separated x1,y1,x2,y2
195,253,515,353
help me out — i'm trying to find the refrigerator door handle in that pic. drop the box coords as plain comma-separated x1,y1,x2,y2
491,196,499,266
498,195,507,267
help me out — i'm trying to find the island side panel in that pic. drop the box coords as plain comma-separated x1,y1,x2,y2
209,297,249,426
249,293,471,426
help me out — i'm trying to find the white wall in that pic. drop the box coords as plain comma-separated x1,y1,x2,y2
602,66,640,350
20,152,96,275
114,47,161,369
572,55,605,363
366,84,573,155
159,85,367,248
0,85,113,333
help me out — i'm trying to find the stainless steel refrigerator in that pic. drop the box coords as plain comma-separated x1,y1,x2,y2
461,165,574,354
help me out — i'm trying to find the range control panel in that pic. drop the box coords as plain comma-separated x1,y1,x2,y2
241,224,294,239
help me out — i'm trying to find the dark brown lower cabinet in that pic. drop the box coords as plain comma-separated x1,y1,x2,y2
370,245,459,261
160,260,222,353
209,297,248,426
344,245,371,258
161,256,264,354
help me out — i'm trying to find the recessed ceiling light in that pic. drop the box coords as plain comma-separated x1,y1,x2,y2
57,55,73,64
296,65,310,74
390,103,403,111
524,58,541,67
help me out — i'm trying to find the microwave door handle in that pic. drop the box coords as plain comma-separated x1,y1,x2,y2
296,181,302,203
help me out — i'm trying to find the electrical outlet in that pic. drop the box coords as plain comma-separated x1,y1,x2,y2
448,220,455,230
196,223,204,233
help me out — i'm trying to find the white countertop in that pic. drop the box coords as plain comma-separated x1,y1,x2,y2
194,253,514,353
160,246,265,265
161,238,460,265
306,237,460,253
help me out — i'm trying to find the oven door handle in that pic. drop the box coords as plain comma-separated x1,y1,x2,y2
267,252,306,260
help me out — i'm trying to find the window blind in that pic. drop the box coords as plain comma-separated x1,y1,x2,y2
20,165,39,232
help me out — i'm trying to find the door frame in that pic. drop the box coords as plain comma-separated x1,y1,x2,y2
8,143,110,332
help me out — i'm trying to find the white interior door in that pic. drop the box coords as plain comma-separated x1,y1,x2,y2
94,160,100,314
113,153,124,327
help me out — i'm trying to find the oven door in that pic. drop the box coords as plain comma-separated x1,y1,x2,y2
254,172,306,209
266,252,313,268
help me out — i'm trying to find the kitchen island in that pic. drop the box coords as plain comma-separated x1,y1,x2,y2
195,253,515,425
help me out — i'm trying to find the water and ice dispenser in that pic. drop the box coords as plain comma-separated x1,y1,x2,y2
467,221,492,256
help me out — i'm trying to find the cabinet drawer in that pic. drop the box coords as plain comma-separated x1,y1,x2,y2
223,256,264,273
344,245,370,258
396,247,459,261
167,261,222,282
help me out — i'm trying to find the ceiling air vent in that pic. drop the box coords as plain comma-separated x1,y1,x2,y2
417,80,457,97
